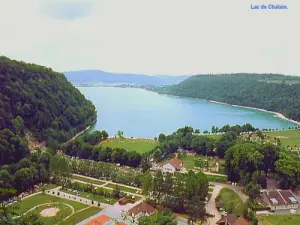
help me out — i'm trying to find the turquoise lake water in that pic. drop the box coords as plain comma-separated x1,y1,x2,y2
77,87,297,138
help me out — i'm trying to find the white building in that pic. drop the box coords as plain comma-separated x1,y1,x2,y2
162,157,187,173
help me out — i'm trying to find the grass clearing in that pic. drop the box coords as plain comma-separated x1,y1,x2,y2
58,207,101,225
104,183,139,194
258,214,300,225
100,138,159,154
37,184,58,192
34,203,73,225
206,175,227,183
11,193,87,214
216,188,244,216
72,174,106,186
264,129,300,148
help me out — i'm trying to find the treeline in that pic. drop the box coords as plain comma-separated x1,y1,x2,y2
0,151,52,201
225,141,300,192
155,124,256,160
143,170,208,223
69,157,143,187
0,56,97,164
154,74,300,122
63,131,142,167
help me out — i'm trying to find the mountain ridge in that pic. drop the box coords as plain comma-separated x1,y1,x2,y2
64,70,191,85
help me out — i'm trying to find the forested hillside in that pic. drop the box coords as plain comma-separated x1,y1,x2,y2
154,74,300,122
0,57,97,165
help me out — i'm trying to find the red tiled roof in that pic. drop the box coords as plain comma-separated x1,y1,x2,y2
168,158,183,170
85,214,111,225
233,217,250,225
128,202,155,215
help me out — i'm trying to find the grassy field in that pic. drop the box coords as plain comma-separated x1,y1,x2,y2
216,188,244,216
258,214,300,225
100,138,159,154
72,174,106,186
10,193,101,225
11,194,87,214
33,203,73,225
180,155,217,169
37,184,59,192
264,129,300,148
58,207,101,225
105,183,139,194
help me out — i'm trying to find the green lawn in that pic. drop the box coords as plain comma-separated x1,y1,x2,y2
37,184,59,192
100,138,159,154
32,203,73,225
258,214,300,225
105,183,139,194
264,130,300,148
58,207,101,225
73,174,106,186
11,194,87,214
216,188,244,216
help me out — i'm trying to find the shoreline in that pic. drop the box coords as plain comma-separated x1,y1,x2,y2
153,90,300,126
208,100,300,126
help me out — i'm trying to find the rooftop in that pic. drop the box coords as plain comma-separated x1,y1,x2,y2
167,157,183,170
128,202,155,216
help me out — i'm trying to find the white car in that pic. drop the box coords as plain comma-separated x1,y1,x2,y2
290,209,296,214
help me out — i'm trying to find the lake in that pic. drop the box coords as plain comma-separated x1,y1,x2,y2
77,87,297,138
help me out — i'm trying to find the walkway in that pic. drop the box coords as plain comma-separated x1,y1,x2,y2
205,184,222,225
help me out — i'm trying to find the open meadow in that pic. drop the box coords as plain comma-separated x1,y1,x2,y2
264,129,300,148
100,138,159,153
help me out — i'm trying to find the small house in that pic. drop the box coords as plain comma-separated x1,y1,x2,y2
162,157,187,173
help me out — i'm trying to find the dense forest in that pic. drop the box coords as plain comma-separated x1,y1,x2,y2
152,74,300,122
0,57,97,165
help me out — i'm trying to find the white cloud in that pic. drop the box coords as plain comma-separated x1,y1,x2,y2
0,0,299,75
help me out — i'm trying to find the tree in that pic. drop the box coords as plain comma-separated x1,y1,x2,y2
49,155,72,187
187,196,206,224
117,130,124,138
245,182,261,200
139,209,177,225
142,172,153,195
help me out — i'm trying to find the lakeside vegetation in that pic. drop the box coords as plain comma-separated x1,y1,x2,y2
264,129,300,148
152,74,300,122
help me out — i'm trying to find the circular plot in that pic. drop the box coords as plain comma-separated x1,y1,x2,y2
40,207,60,217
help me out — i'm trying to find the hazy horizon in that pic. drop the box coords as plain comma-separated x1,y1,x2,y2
1,0,299,76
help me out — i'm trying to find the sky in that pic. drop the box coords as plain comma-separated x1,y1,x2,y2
0,0,299,75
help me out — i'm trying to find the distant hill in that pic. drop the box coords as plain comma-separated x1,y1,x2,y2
64,70,191,86
153,73,300,122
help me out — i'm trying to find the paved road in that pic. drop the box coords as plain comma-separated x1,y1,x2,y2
205,184,222,225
